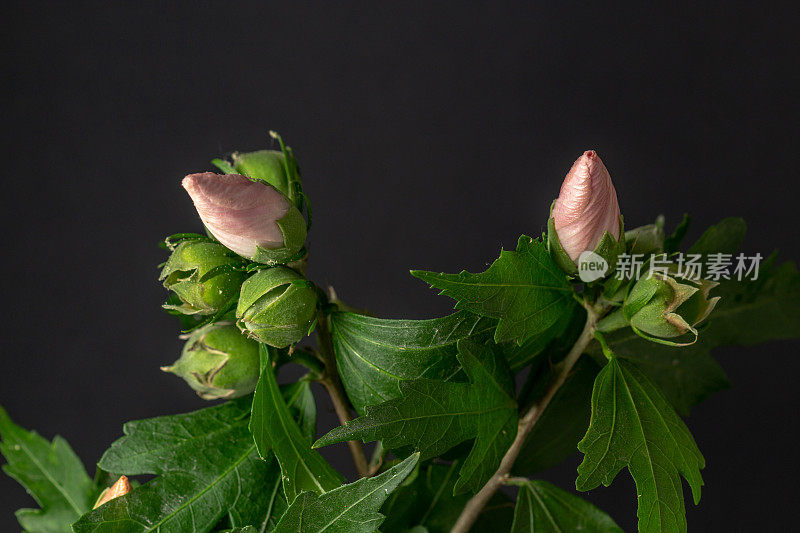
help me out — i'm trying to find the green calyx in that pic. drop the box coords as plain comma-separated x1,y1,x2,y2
231,150,291,198
251,205,308,265
159,241,246,315
161,322,260,400
546,203,625,279
236,266,318,348
621,272,720,342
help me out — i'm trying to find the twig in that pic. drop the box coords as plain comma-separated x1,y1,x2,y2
315,313,370,477
450,303,602,533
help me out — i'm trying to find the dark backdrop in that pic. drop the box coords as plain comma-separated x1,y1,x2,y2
3,2,799,531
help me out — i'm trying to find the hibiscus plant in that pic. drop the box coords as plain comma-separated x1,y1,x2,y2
2,132,799,533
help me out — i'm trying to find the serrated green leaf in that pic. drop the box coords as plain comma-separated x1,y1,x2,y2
0,406,93,533
411,235,573,345
330,311,497,413
503,303,584,372
272,452,419,532
510,479,622,532
73,455,276,533
381,461,514,533
250,345,343,502
74,400,283,533
514,357,599,475
576,357,704,533
314,340,517,494
98,399,251,475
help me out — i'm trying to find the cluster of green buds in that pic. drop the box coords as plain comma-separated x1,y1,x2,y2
160,134,321,399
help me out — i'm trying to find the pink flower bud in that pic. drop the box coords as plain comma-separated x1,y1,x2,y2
182,172,305,261
551,151,621,261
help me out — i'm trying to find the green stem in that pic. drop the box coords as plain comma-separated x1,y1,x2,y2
450,302,604,533
315,312,369,477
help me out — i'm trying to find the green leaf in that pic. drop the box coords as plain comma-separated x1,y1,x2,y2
514,357,599,475
663,214,690,254
271,452,419,532
315,340,517,494
77,400,284,533
330,310,497,413
411,235,574,345
576,357,704,533
381,461,514,533
98,398,251,475
250,345,344,502
510,479,622,532
688,217,747,255
74,457,278,533
281,379,317,443
503,303,584,372
0,406,94,533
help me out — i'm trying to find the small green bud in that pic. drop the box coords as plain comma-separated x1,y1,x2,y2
236,267,318,348
623,273,719,340
161,322,260,400
160,241,245,315
231,150,291,198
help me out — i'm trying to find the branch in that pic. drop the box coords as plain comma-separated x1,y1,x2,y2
315,313,370,477
450,303,602,533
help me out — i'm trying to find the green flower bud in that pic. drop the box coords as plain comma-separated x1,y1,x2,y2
236,267,318,348
622,273,720,341
231,150,291,198
160,241,245,315
161,322,260,400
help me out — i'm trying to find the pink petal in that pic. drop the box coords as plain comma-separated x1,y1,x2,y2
182,173,290,259
551,151,620,261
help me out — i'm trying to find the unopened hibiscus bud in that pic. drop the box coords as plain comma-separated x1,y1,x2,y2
230,150,291,198
161,322,260,400
237,267,318,348
547,151,624,277
93,476,132,509
182,173,307,264
160,241,246,315
621,272,720,341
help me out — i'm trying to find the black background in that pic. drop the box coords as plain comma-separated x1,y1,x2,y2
3,2,799,531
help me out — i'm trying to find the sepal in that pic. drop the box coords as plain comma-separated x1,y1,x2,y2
230,149,291,198
548,209,625,280
251,205,308,265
